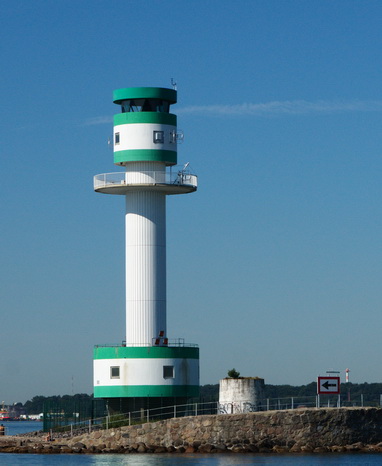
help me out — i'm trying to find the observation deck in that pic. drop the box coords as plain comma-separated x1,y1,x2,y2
94,169,197,195
94,338,199,348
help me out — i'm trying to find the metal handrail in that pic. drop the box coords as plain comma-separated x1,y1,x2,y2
45,394,382,436
94,340,198,348
94,170,197,190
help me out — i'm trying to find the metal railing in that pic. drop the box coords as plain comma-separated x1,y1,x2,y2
94,170,197,190
94,339,198,348
46,401,218,436
46,394,382,435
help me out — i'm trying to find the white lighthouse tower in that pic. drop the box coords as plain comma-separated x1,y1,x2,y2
93,87,199,412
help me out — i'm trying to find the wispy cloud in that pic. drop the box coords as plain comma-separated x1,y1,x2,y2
177,99,382,117
83,116,113,126
81,99,382,124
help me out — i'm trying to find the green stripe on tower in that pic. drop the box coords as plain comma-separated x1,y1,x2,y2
94,385,199,398
93,346,199,360
113,87,177,105
114,149,177,166
114,112,176,126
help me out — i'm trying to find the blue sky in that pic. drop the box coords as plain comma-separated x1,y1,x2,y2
2,0,382,403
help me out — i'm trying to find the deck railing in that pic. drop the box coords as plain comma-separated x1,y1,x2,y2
94,339,198,348
94,170,197,190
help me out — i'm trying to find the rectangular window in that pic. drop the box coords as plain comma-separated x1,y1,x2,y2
169,130,176,144
110,366,120,379
163,365,174,379
115,132,120,145
153,130,164,144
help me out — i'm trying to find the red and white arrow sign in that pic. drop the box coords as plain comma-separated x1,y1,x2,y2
317,376,340,395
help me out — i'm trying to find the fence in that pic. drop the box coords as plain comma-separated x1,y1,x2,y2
43,399,106,432
262,393,382,411
43,394,382,435
93,170,197,190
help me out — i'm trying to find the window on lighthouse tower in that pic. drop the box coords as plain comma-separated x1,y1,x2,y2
163,366,174,379
110,366,120,379
153,131,164,144
120,99,170,113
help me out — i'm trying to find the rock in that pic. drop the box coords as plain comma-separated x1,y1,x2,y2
272,445,289,453
313,446,328,453
231,445,247,453
154,446,168,453
330,445,346,452
289,444,302,452
202,419,212,427
215,443,227,452
366,444,382,452
346,442,364,451
185,445,196,453
248,443,259,452
258,447,272,453
146,444,157,451
60,447,73,453
198,444,214,453
137,443,147,453
72,442,86,450
300,445,313,453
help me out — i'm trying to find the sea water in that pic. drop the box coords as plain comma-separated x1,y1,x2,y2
1,420,43,436
0,453,380,465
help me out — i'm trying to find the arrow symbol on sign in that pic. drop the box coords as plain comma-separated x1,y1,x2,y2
322,381,337,390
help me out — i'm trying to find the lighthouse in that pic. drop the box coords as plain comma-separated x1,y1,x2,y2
93,87,199,413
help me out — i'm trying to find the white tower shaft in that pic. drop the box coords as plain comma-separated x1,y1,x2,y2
125,162,166,345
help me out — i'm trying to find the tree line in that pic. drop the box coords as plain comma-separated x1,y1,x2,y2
200,382,382,401
20,382,382,413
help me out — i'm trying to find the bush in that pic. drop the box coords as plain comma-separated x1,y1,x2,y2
227,368,240,379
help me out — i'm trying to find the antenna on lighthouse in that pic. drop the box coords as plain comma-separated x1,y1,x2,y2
171,78,177,90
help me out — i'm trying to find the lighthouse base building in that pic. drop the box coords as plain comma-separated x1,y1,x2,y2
94,346,199,413
93,86,199,413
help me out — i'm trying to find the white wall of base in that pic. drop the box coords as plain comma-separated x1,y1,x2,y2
219,377,264,414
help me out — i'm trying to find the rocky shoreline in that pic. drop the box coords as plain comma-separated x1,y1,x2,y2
1,437,382,454
2,407,382,454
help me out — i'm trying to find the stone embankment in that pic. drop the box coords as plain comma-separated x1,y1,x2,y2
2,408,382,454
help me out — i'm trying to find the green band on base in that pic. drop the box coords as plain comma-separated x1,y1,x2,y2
94,346,199,360
93,385,199,398
114,113,176,126
114,149,177,166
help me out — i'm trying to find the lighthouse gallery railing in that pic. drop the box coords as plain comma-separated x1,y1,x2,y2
94,170,197,190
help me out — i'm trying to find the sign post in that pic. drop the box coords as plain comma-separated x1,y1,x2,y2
317,376,341,408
